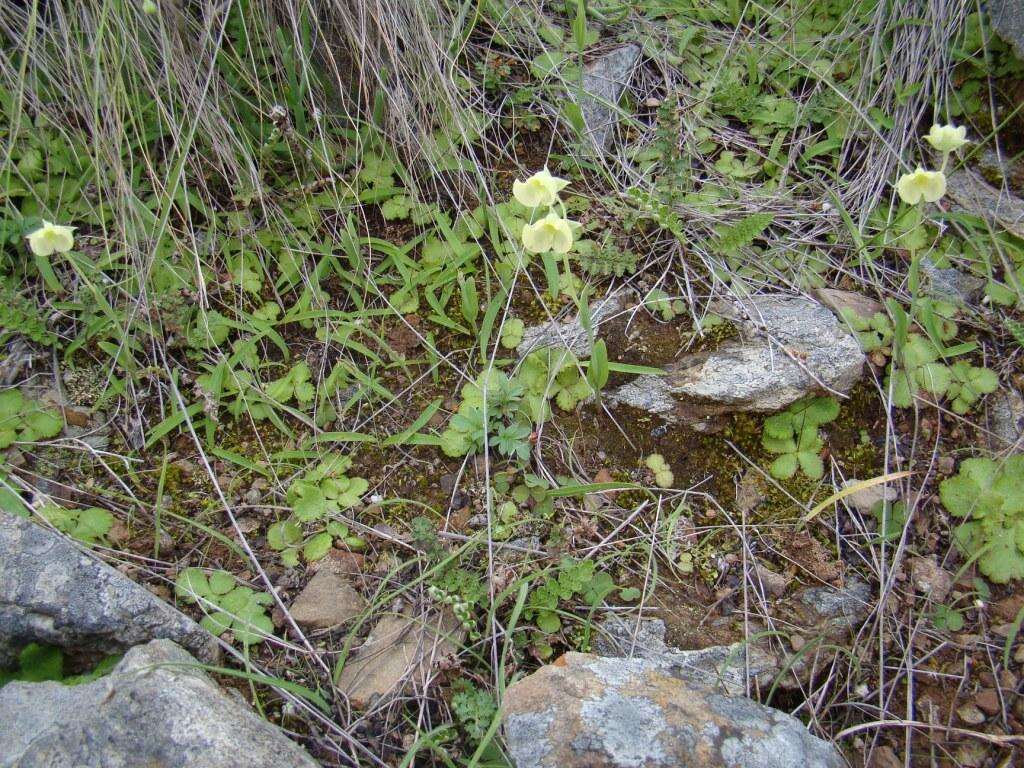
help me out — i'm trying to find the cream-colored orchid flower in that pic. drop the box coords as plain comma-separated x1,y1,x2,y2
896,168,946,205
924,123,967,153
512,167,570,208
26,221,76,257
521,213,574,254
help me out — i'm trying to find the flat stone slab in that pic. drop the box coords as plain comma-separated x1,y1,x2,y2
337,610,463,708
289,565,365,630
0,639,317,768
609,294,864,424
502,652,845,768
0,510,218,666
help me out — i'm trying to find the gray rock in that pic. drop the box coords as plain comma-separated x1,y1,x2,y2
793,579,871,638
574,45,641,152
517,294,623,359
502,652,845,768
594,614,780,697
991,0,1024,60
0,511,218,667
920,255,985,304
944,169,1024,240
289,565,365,630
0,639,317,767
609,295,864,421
988,388,1024,450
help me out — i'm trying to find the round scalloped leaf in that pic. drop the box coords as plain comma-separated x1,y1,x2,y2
280,547,300,568
769,453,798,480
219,586,254,614
960,458,998,490
292,483,330,522
994,457,1024,513
914,362,952,397
797,451,824,479
20,409,63,441
267,520,302,551
207,570,236,596
303,532,333,562
0,389,25,420
939,474,981,517
977,534,1024,584
232,613,273,646
200,611,233,636
72,507,113,543
175,568,211,603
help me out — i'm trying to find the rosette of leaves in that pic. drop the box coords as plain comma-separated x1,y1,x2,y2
0,390,63,448
286,454,369,523
36,505,114,545
886,334,996,413
174,568,274,645
440,368,530,459
526,557,619,635
940,456,1024,583
267,518,365,567
761,396,839,479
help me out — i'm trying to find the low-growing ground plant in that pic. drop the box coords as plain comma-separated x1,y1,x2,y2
940,456,1024,583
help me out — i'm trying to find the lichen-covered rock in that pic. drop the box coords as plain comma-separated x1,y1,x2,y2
945,169,1024,240
987,388,1024,451
593,615,780,696
991,0,1024,60
517,294,623,358
609,295,864,423
502,652,845,768
0,511,218,666
574,45,641,151
0,639,317,767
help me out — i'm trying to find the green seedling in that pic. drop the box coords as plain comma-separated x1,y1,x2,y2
761,396,839,479
940,456,1024,583
0,390,63,448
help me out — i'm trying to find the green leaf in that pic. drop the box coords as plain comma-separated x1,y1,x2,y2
268,520,303,550
175,568,210,602
303,532,333,562
207,570,236,596
797,451,824,479
769,453,798,479
71,507,113,543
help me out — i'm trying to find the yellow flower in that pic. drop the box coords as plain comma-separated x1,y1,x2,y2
924,123,967,153
512,167,569,208
26,221,76,257
521,213,574,254
896,168,946,205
